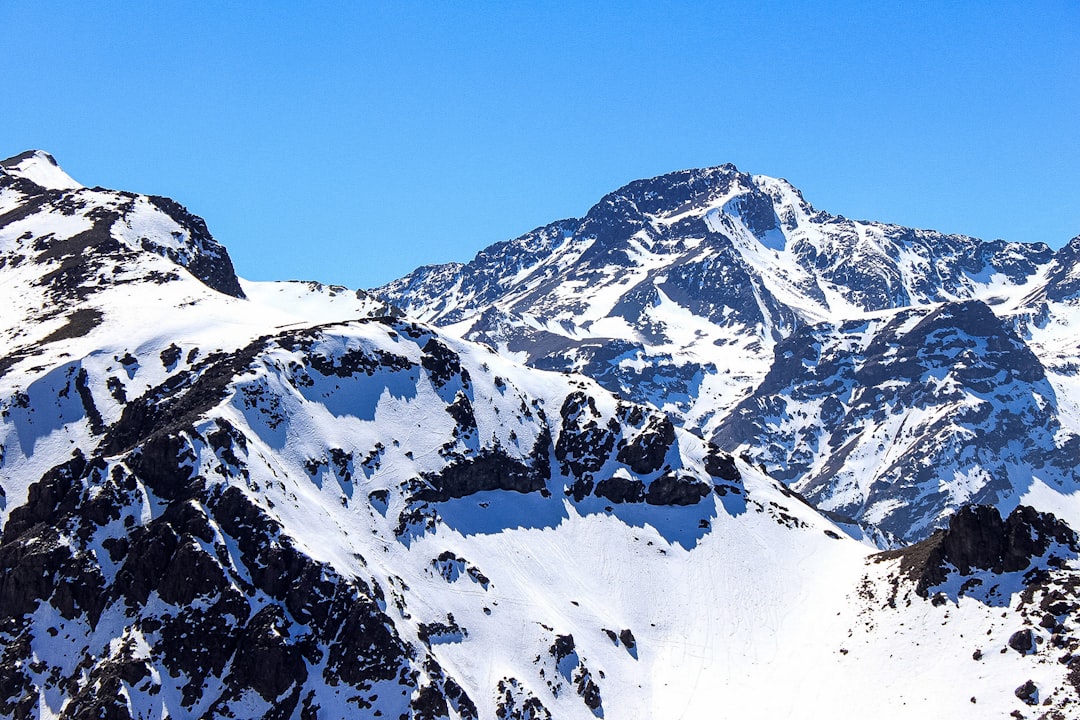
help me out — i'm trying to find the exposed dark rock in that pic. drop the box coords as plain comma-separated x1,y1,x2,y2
146,195,245,298
155,538,226,606
432,551,490,588
1009,629,1035,656
291,336,415,379
105,375,126,404
411,683,450,720
0,524,69,618
229,605,308,701
566,477,594,502
876,505,1079,597
418,614,465,645
574,666,602,712
2,450,87,543
40,308,103,344
421,337,466,389
125,432,198,501
416,434,551,502
616,413,674,474
207,418,248,473
594,476,645,504
34,212,125,303
645,473,711,506
495,677,551,720
58,668,139,720
323,594,403,685
102,337,267,455
112,515,181,606
555,392,618,477
0,634,35,718
160,343,182,369
74,367,104,434
704,444,741,481
550,634,575,663
329,447,353,483
443,676,479,720
1014,679,1038,705
1046,235,1080,302
446,391,478,435
942,505,1077,576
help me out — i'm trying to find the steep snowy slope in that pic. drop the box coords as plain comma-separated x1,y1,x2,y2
0,151,83,191
373,165,1079,545
1004,235,1080,437
3,151,1080,719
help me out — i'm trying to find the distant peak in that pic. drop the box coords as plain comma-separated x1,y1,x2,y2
1,149,58,167
1,149,83,190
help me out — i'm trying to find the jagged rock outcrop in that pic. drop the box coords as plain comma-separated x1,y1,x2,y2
877,505,1079,597
1,150,244,300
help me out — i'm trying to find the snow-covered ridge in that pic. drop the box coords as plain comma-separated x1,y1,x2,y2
0,149,83,190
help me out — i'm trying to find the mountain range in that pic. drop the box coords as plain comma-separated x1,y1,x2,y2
1,150,1078,718
374,164,1080,546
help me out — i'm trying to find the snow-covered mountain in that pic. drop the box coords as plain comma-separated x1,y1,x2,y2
374,164,1080,546
3,151,1080,719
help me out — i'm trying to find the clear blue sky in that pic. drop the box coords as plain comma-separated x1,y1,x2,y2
3,2,1078,289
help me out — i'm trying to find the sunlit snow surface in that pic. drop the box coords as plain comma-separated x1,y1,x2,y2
0,150,83,191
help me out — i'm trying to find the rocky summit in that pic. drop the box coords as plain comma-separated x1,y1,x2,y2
375,163,1080,547
1,152,1079,719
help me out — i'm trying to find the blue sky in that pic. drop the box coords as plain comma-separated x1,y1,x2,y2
3,2,1079,288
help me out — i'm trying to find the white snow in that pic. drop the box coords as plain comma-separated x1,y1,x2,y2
2,150,83,190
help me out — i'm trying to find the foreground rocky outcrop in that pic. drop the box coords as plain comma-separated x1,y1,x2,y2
877,504,1080,598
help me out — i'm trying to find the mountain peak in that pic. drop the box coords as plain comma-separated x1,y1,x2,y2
0,153,245,311
595,163,753,214
0,149,83,190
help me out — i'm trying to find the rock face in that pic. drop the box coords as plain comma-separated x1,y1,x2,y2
1045,235,1080,302
373,163,1080,546
877,505,1079,597
940,505,1079,576
714,300,1077,543
0,151,244,300
0,455,410,718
